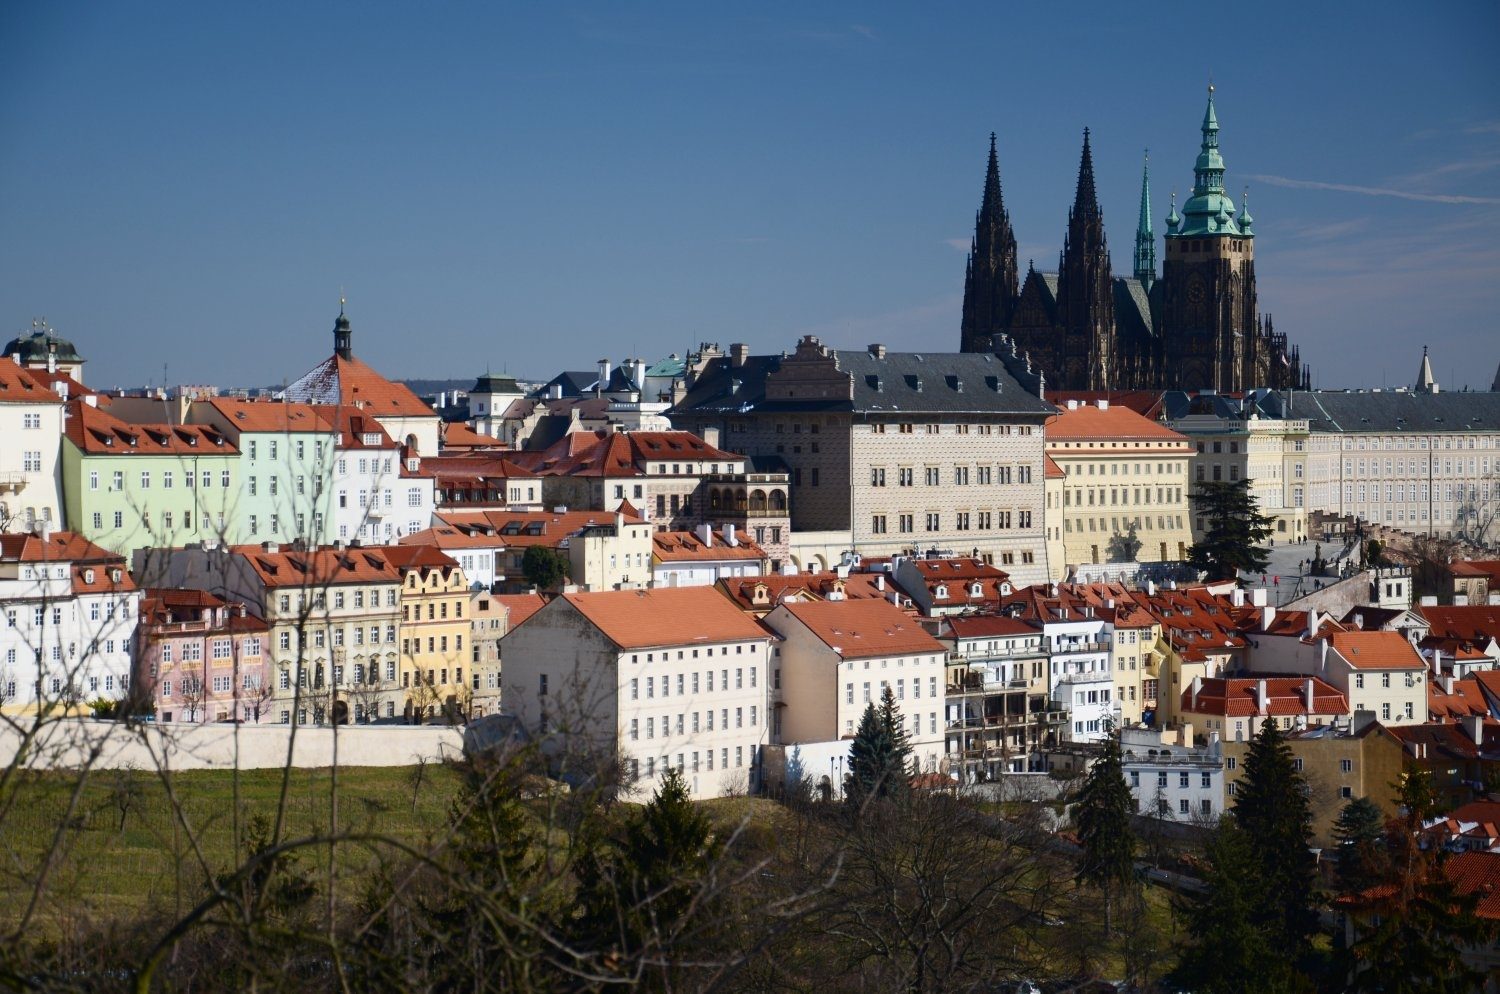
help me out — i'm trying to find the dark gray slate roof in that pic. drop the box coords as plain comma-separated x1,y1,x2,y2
1285,390,1500,434
673,349,1055,418
531,371,597,399
1113,276,1156,341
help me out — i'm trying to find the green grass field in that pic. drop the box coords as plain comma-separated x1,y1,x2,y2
0,764,465,924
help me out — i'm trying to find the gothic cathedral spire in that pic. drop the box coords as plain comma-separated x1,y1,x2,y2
1057,128,1114,390
1134,151,1155,290
959,133,1019,353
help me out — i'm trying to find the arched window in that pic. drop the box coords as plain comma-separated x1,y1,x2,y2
749,490,767,513
769,490,787,512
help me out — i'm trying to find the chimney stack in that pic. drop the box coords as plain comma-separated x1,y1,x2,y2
730,343,750,367
723,522,738,547
868,343,886,359
1257,678,1269,715
697,522,713,548
1304,677,1315,715
1191,675,1202,711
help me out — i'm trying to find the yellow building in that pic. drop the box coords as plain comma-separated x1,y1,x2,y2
386,545,472,722
1045,400,1194,571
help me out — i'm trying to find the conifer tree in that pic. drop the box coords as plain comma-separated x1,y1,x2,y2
1073,732,1138,935
1346,769,1500,993
1186,478,1273,578
1332,795,1389,896
1176,819,1310,994
877,684,914,773
1232,718,1318,956
846,687,912,804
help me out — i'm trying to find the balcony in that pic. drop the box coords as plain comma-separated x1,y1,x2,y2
0,471,26,494
1048,639,1110,654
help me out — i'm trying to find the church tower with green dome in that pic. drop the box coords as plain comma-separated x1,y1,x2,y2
1160,85,1262,392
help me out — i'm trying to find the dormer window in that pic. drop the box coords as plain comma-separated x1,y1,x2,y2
969,582,982,598
363,432,381,445
935,584,948,600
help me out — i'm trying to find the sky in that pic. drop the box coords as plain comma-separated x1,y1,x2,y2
2,2,1498,392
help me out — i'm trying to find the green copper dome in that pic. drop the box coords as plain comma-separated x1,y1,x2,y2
1173,86,1247,238
3,321,84,365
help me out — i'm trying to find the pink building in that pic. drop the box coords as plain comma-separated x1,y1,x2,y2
136,589,271,723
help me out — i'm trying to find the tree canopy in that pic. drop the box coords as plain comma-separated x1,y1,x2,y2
521,545,571,590
1073,733,1138,934
1186,478,1273,578
846,686,913,804
1232,718,1318,956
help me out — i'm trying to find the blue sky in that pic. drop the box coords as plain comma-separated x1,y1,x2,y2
2,2,1497,390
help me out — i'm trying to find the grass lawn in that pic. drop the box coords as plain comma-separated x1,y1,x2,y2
0,764,465,925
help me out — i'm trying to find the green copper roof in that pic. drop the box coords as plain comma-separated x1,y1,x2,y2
1172,86,1247,239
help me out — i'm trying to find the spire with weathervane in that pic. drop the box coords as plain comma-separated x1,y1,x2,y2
960,132,1020,353
1134,150,1155,290
333,295,353,360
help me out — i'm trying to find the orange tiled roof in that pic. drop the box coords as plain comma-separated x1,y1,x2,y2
1428,676,1492,722
560,586,770,650
1338,851,1500,920
1327,631,1426,671
490,592,546,629
652,529,766,562
432,508,644,549
773,598,945,660
1419,606,1500,643
0,362,62,403
1045,402,1190,445
944,615,1041,639
716,572,893,612
1043,453,1066,479
228,545,403,589
286,354,435,418
204,397,332,433
380,543,461,574
441,421,506,450
1182,675,1348,718
64,400,237,456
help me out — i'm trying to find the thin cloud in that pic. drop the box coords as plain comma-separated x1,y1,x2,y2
1245,173,1500,205
945,237,970,252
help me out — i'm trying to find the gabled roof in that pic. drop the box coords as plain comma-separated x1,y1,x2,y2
715,572,892,612
432,508,643,549
489,592,546,628
1284,390,1500,435
1418,605,1500,644
0,530,128,567
1338,850,1500,919
771,598,945,660
283,353,435,418
203,397,332,434
556,586,770,650
943,615,1042,640
521,429,745,479
1112,276,1155,342
228,545,403,589
1044,390,1166,420
0,362,62,404
1427,677,1491,722
64,400,237,456
1327,631,1426,671
380,543,461,574
652,529,766,563
441,421,506,451
1045,402,1191,444
1043,453,1067,479
1182,675,1348,718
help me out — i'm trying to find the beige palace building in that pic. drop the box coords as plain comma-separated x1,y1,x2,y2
1046,399,1194,569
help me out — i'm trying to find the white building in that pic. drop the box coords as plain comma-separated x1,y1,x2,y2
1249,617,1429,725
0,362,66,533
0,530,139,713
652,524,767,588
501,586,774,800
761,598,948,777
1046,615,1118,742
1120,726,1225,823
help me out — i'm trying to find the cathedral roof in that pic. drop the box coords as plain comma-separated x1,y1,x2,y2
1112,277,1155,342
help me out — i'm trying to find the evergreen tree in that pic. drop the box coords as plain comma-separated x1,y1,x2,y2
521,544,571,590
846,689,912,804
1073,733,1138,935
1332,796,1389,896
1346,769,1499,992
1186,478,1273,578
1232,718,1318,956
1175,819,1311,994
575,769,722,984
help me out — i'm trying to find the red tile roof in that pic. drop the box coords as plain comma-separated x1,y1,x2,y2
380,544,461,574
490,592,546,629
773,598,945,660
64,400,237,456
1182,675,1348,718
517,429,746,479
1428,677,1492,722
441,421,506,451
1044,390,1165,419
943,615,1042,639
432,508,643,549
0,362,62,403
558,586,770,650
652,529,766,562
1045,402,1190,444
716,572,893,612
202,397,331,433
1419,606,1500,644
1327,631,1426,671
1338,850,1500,920
1043,453,1066,479
286,354,434,418
228,545,403,589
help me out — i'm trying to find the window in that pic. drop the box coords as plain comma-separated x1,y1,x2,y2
1340,759,1353,773
1179,798,1190,815
538,674,548,697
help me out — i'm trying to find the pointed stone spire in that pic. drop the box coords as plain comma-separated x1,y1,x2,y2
1073,128,1099,215
960,132,1020,352
1416,345,1438,393
1134,150,1156,288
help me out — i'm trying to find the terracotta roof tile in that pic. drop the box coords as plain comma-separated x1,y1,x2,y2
0,363,62,403
558,586,770,650
1328,631,1426,671
772,598,945,660
64,400,237,456
1182,675,1348,718
652,529,766,562
1045,402,1190,445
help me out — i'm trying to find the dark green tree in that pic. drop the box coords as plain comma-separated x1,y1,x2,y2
846,687,912,804
1364,539,1387,567
1175,819,1312,994
521,545,571,590
1232,718,1318,957
1185,478,1273,579
1333,796,1389,896
1346,768,1499,992
575,768,722,985
1073,733,1138,935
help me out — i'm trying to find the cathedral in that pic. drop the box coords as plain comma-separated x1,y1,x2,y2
959,88,1311,393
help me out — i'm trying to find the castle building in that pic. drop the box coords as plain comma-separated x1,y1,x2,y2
960,88,1311,394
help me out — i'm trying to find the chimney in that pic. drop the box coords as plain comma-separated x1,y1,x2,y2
1431,649,1443,676
1096,399,1110,411
261,541,279,554
868,343,886,359
730,343,750,367
875,574,884,591
1257,678,1269,715
723,522,738,547
1455,594,1470,606
548,382,563,400
1067,399,1079,411
1250,587,1268,607
1191,675,1202,711
1353,612,1364,630
1259,604,1275,631
1304,677,1315,714
1443,675,1455,694
698,522,713,548
1463,714,1484,745
596,358,611,395
1231,587,1245,607
1146,579,1157,595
